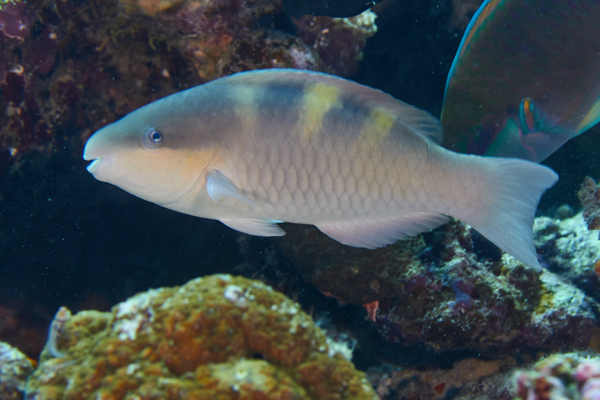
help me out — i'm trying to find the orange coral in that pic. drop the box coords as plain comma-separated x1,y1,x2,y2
26,275,377,400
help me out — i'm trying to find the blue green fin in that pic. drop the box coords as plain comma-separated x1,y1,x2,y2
486,97,576,162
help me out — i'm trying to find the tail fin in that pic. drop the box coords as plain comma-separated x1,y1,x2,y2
464,158,558,270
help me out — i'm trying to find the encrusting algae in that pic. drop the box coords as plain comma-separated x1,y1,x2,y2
25,274,378,400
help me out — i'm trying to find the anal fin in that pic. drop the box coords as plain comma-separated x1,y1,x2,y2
315,213,448,249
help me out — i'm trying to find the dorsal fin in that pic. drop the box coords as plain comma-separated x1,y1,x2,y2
216,69,443,143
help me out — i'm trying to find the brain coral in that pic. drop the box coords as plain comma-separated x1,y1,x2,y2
26,274,377,400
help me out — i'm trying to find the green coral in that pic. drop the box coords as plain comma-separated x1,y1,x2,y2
26,274,377,400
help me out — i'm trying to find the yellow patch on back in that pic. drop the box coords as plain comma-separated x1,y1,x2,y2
298,83,342,140
358,107,396,146
232,86,260,134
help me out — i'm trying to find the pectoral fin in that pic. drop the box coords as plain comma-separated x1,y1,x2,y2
486,98,575,162
206,169,257,206
517,98,575,162
315,213,448,249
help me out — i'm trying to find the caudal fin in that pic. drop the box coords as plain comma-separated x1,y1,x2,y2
464,158,558,270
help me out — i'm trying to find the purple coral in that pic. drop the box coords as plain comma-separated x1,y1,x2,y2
575,360,600,383
0,1,33,40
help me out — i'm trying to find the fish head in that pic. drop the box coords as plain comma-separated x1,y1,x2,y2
83,102,219,206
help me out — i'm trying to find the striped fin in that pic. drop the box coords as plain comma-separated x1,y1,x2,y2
215,69,443,143
577,97,600,133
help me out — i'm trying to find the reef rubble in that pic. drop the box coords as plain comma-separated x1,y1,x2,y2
368,351,600,400
276,214,599,354
511,353,600,400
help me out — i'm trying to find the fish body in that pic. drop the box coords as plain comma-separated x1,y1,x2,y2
84,69,557,269
441,0,600,162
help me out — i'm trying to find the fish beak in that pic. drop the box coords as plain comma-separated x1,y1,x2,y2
86,158,103,174
83,129,114,180
83,140,102,175
83,148,115,182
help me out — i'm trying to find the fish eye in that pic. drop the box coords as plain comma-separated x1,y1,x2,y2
143,128,164,149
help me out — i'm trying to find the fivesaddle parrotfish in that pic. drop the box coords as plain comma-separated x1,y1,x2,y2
84,69,557,269
441,0,600,162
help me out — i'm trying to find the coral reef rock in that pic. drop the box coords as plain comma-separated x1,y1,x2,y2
25,274,378,400
369,356,517,400
578,176,600,235
277,219,598,354
0,341,35,400
0,0,376,174
535,212,600,300
369,352,600,400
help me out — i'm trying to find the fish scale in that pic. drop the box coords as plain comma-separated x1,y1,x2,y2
83,69,558,269
228,112,452,223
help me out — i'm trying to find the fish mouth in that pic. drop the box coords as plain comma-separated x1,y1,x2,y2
86,158,103,174
84,136,107,176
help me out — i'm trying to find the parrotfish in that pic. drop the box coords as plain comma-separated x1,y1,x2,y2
441,0,600,162
84,69,557,269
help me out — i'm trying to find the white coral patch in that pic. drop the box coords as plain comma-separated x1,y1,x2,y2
534,213,600,269
326,335,356,361
342,10,378,34
116,289,160,318
224,285,248,308
114,290,162,341
116,314,145,341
